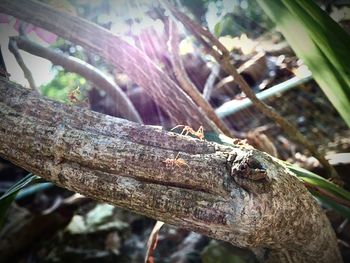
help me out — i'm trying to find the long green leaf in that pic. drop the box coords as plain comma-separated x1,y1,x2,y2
0,173,40,229
204,131,350,217
257,0,350,127
284,0,350,79
315,194,350,219
286,163,350,203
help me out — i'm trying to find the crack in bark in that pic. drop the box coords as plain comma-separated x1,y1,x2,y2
0,79,343,263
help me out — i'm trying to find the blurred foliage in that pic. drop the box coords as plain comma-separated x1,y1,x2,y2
316,194,350,219
257,0,350,127
180,0,272,37
201,240,253,263
286,162,350,218
50,38,87,61
0,173,39,230
40,70,87,103
67,204,128,235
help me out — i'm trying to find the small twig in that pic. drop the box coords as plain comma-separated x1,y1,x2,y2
168,19,234,137
145,221,164,263
213,75,234,94
11,36,142,123
164,1,341,183
18,21,27,36
8,38,37,91
0,46,10,79
337,219,348,234
203,63,219,101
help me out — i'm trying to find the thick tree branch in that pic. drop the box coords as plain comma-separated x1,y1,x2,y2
10,36,142,123
0,0,218,132
163,1,341,183
0,79,342,263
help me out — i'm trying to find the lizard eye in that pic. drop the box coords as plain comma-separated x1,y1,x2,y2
248,157,264,170
239,163,247,171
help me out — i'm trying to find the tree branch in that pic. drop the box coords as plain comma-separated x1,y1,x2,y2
0,46,10,79
10,36,142,123
163,0,341,183
203,64,220,101
0,0,219,132
0,79,342,263
168,20,233,137
8,38,37,91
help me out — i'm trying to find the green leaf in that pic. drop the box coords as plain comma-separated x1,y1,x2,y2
286,163,350,203
205,131,350,217
202,240,249,263
315,194,350,219
0,193,17,230
204,131,241,147
283,0,350,79
214,22,223,38
257,0,350,127
0,173,40,229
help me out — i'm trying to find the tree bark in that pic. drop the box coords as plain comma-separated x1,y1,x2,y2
0,79,342,263
0,0,219,132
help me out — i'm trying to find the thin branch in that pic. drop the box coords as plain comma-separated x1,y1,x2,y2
163,1,341,183
164,3,230,58
145,221,164,263
203,63,219,101
168,20,234,137
0,0,219,132
11,36,142,124
0,79,342,263
8,38,37,91
0,45,10,79
215,73,313,117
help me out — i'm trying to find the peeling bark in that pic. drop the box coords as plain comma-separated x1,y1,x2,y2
0,79,342,263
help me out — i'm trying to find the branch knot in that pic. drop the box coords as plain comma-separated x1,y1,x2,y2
230,150,269,194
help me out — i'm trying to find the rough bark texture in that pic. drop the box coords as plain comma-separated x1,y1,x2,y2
0,79,342,263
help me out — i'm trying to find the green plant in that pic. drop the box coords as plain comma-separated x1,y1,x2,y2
0,173,40,229
257,0,350,127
